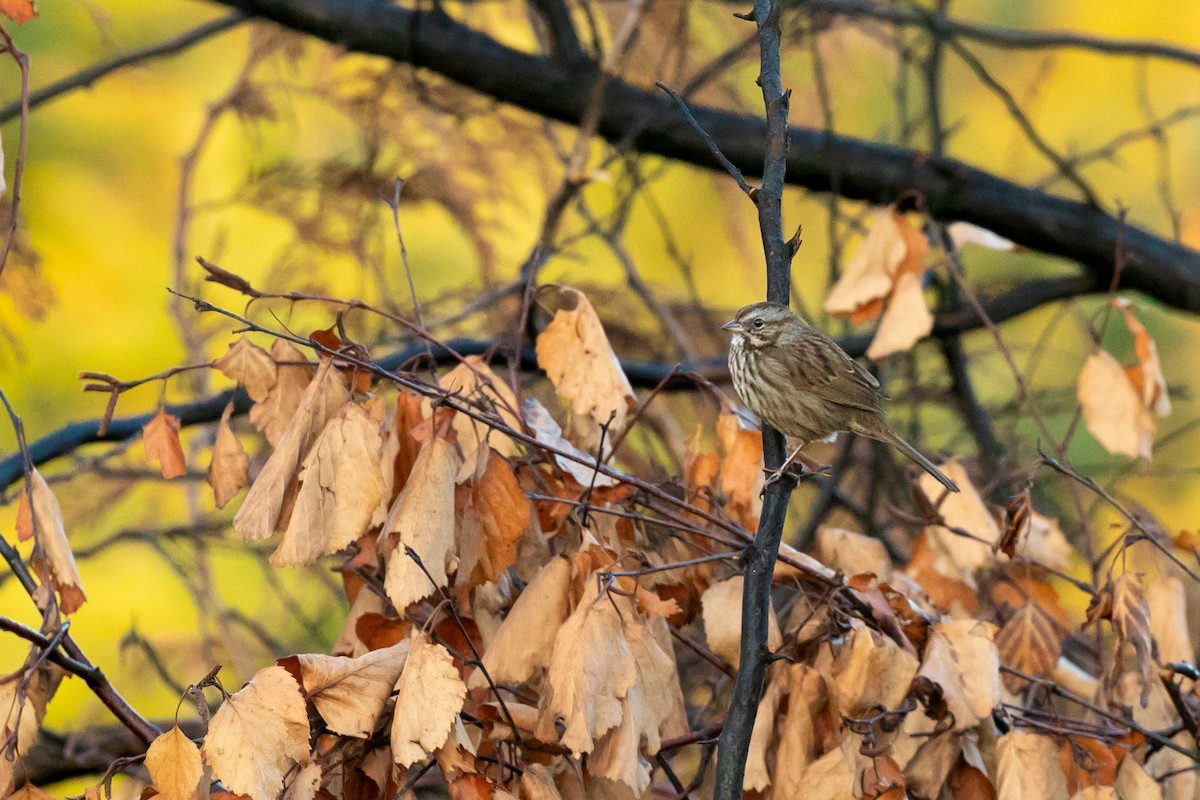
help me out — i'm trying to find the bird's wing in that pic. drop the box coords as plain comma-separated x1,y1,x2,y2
794,330,885,415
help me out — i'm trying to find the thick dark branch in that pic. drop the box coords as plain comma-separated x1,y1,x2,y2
210,0,1200,314
0,276,1096,493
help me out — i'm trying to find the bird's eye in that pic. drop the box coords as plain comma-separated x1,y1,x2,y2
752,318,764,329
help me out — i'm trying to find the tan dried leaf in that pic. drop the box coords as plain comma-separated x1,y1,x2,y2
771,665,827,797
997,603,1063,693
1111,573,1158,681
280,759,322,800
143,409,187,479
521,397,618,487
946,221,1016,252
209,403,249,509
214,335,277,402
815,526,892,580
15,467,85,614
1115,757,1162,800
536,583,637,755
202,665,310,800
825,619,918,715
702,575,781,670
296,641,410,737
717,410,763,530
382,437,460,610
535,285,635,449
1016,511,1073,572
519,764,564,800
438,357,520,481
391,635,467,767
825,208,910,320
1078,350,1155,460
271,403,388,566
996,732,1069,800
145,725,205,800
249,340,313,446
919,460,1000,586
456,448,531,588
796,747,855,800
1116,298,1171,417
476,557,572,687
866,270,934,361
234,359,349,542
917,619,1001,731
2,787,56,800
0,679,40,796
1146,577,1192,666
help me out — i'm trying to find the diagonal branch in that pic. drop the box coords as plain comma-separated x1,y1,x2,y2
209,0,1200,314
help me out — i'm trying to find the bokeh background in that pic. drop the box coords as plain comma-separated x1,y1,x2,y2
2,0,1200,783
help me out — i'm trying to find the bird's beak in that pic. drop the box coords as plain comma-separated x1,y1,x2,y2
720,319,738,332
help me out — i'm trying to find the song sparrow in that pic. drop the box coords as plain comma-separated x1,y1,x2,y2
722,301,959,493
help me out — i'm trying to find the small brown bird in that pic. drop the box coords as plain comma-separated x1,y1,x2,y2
722,301,959,493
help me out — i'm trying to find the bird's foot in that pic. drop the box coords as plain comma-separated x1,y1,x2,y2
760,462,831,495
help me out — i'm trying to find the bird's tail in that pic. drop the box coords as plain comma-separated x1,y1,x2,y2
881,430,959,493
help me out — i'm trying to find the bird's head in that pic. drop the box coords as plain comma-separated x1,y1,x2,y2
720,301,798,348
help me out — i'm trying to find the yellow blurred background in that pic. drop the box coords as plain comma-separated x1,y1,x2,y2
2,0,1200,773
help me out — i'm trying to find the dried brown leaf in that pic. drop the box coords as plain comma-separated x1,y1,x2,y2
209,402,249,509
16,467,86,614
456,448,531,589
475,556,571,687
0,0,35,24
717,410,763,530
296,641,410,737
391,635,467,767
916,619,1001,731
919,460,1000,586
1078,349,1155,460
249,340,314,447
214,335,277,402
997,603,1063,693
521,397,617,487
143,409,187,479
437,357,520,481
145,726,205,800
202,665,310,800
702,575,781,670
996,733,1069,800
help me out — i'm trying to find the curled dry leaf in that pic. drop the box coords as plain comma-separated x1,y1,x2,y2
0,679,40,795
717,409,763,530
202,665,311,800
143,408,187,479
919,460,1000,587
536,582,637,756
522,398,618,487
294,641,410,737
437,356,520,481
475,556,572,687
214,335,277,402
391,635,467,767
209,402,249,509
702,575,782,670
770,665,827,796
823,619,918,715
145,725,205,800
946,221,1016,252
1115,298,1171,417
997,603,1063,693
16,467,86,614
816,526,892,580
865,270,934,361
1077,349,1155,460
996,732,1069,800
534,285,635,450
916,619,1001,732
249,340,314,447
234,359,349,542
456,447,532,589
271,403,389,566
381,437,460,611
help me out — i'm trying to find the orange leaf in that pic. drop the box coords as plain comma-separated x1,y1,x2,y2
143,409,187,479
213,335,277,402
16,468,86,614
455,448,531,589
997,602,1063,693
0,0,36,24
208,402,249,509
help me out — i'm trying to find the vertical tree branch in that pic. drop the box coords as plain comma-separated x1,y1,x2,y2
712,0,796,795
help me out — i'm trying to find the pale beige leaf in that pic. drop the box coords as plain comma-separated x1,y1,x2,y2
947,221,1016,251
391,635,467,767
520,764,564,800
1112,573,1158,684
623,612,688,753
382,437,460,610
272,403,388,566
477,556,572,686
249,340,314,446
202,665,310,800
437,357,520,481
824,619,918,715
281,759,322,800
1016,511,1073,572
865,270,934,360
702,575,781,670
143,409,187,479
15,468,85,614
234,359,349,542
997,603,1063,693
920,459,1000,586
744,668,786,792
536,584,637,756
815,526,891,580
297,641,410,737
521,398,618,487
825,209,908,318
0,680,40,796
996,732,1069,800
1115,756,1162,800
535,285,635,449
771,665,827,797
917,619,1001,731
2,786,56,800
1146,577,1192,666
1071,787,1116,800
214,335,277,402
795,747,854,800
145,726,205,800
1078,350,1154,460
209,402,249,509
